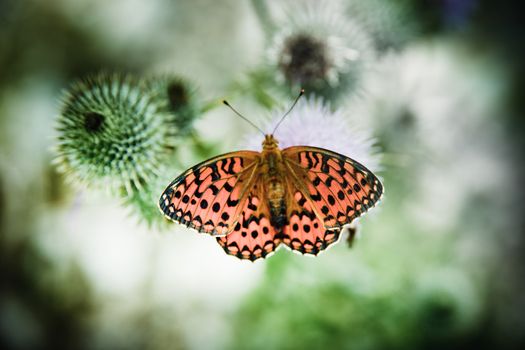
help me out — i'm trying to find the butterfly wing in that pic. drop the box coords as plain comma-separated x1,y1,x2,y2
161,145,382,259
159,151,260,235
280,146,383,254
279,187,341,255
216,179,280,261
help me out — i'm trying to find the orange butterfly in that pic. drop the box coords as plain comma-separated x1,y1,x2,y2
159,91,383,261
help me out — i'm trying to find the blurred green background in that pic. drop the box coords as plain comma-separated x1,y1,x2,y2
1,0,524,349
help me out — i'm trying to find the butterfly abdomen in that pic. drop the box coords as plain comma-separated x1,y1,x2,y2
269,197,288,229
266,175,288,230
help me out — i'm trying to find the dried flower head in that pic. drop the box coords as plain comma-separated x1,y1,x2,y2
55,73,178,194
267,0,373,99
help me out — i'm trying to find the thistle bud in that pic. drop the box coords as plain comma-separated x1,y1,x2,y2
56,73,178,194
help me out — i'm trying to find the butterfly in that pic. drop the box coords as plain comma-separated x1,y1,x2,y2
158,92,383,261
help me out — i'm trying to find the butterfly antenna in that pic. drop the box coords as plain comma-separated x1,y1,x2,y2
271,88,304,135
223,100,266,137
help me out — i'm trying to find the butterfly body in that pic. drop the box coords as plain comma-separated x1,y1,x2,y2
159,134,383,261
260,135,289,230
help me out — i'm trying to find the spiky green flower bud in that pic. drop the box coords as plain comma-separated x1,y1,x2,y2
143,76,199,138
56,73,178,194
123,171,176,227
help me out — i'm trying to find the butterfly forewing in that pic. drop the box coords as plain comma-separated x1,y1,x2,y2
282,146,383,229
159,151,260,235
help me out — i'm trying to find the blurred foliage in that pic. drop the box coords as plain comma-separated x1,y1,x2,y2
0,239,94,349
1,0,525,349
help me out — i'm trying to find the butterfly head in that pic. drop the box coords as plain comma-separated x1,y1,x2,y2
262,134,279,150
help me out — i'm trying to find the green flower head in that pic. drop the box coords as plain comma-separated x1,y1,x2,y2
143,75,199,139
56,73,178,194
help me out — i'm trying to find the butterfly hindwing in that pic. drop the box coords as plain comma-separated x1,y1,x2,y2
159,151,260,235
282,146,383,229
216,183,341,260
216,183,279,261
281,189,341,255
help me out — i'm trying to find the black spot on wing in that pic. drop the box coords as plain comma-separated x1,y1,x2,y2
209,184,219,195
227,198,239,207
224,182,234,192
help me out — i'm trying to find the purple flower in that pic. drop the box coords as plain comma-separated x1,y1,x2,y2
241,96,381,171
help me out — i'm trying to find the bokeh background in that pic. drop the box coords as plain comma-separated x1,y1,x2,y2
1,0,524,349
